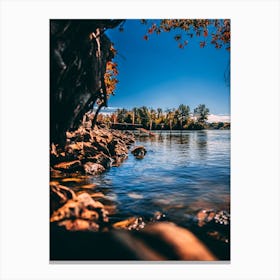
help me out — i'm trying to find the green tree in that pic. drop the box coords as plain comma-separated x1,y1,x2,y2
155,108,164,129
177,104,190,129
148,108,157,130
156,108,163,119
132,107,141,125
194,104,210,124
165,108,175,131
137,106,150,128
50,19,230,145
124,112,133,124
116,108,128,123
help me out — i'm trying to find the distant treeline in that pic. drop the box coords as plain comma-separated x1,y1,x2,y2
96,104,230,130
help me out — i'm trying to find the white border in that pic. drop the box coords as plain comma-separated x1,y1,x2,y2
0,0,279,279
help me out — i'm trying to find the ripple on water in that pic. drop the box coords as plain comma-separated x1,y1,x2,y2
127,192,144,199
89,130,230,223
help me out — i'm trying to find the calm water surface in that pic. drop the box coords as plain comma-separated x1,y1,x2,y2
89,130,230,225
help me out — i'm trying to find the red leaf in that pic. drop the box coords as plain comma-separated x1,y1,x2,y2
143,35,148,40
203,30,208,37
200,41,206,48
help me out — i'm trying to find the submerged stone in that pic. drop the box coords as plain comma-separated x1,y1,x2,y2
131,146,147,159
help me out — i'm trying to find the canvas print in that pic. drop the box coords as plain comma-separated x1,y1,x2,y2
50,19,230,261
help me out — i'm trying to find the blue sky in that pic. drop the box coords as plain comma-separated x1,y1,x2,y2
106,20,230,115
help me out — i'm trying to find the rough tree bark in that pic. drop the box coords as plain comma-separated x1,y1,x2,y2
50,19,123,146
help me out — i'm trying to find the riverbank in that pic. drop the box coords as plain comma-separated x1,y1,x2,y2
50,125,230,260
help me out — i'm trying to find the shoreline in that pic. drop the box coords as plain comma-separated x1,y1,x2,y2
50,124,230,261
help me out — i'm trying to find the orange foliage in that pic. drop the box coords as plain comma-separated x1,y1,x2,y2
141,19,230,51
104,46,119,96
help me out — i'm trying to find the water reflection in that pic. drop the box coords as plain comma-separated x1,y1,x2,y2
195,131,208,160
73,130,230,224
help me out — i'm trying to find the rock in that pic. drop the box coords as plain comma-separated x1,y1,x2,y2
50,182,76,213
79,183,97,189
90,192,105,199
150,211,166,222
131,146,147,159
66,131,76,140
54,160,82,172
111,130,135,146
101,131,113,144
66,127,91,142
213,210,230,226
58,219,100,232
194,209,230,245
206,230,229,243
61,177,85,183
50,144,71,165
83,162,105,175
65,143,83,155
112,217,145,230
122,131,135,145
109,139,128,156
196,209,230,227
196,209,216,227
50,167,65,178
103,204,117,215
82,142,98,157
92,140,111,156
50,192,108,227
51,126,134,176
50,221,216,260
107,138,129,166
86,152,113,169
111,154,128,166
50,143,59,157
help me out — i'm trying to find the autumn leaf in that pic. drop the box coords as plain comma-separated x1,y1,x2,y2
140,19,230,51
110,44,117,56
104,60,119,95
174,34,182,41
143,35,148,40
200,41,206,48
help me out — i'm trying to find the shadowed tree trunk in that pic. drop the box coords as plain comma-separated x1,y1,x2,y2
91,101,105,128
50,19,123,146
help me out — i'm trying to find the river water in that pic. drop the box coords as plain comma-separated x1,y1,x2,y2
88,130,230,226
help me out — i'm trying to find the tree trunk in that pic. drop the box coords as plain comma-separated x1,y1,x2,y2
92,103,104,128
50,20,123,147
